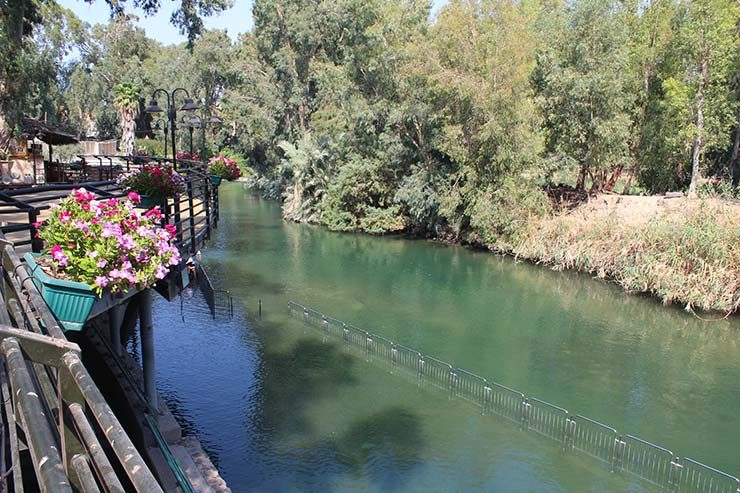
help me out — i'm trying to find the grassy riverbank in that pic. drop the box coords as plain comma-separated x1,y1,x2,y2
509,196,740,314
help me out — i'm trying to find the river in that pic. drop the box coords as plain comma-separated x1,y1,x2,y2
145,183,740,492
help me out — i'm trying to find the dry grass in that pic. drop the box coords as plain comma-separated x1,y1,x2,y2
511,198,740,314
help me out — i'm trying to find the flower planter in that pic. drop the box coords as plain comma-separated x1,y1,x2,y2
24,253,97,332
210,175,223,186
138,194,163,209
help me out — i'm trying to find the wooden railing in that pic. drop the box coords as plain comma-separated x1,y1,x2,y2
0,233,166,492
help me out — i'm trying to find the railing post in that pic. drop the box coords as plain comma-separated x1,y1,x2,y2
28,209,43,253
483,385,492,415
522,398,531,427
203,177,211,239
213,185,219,223
564,416,576,448
187,180,197,253
173,194,183,246
668,456,683,489
612,436,626,472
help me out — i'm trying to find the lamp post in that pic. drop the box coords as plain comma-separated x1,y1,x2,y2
144,88,198,170
181,114,222,160
153,118,169,158
181,115,204,156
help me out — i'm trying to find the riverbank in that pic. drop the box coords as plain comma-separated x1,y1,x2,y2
244,177,739,315
511,195,740,315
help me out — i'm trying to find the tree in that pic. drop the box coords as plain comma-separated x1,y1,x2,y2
113,82,140,155
533,0,634,192
678,0,739,196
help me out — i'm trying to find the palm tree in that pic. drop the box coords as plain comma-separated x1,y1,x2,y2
113,83,140,155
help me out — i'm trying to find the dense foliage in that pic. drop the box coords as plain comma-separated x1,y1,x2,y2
2,0,739,250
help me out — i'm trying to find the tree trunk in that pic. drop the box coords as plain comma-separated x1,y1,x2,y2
688,52,708,198
576,163,588,191
605,165,623,192
731,114,740,187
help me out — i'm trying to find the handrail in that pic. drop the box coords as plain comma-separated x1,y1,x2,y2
0,231,167,491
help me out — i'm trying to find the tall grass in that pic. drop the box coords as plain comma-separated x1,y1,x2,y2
511,201,740,314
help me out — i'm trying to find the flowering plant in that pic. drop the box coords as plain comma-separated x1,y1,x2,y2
117,163,184,198
37,188,181,295
176,151,201,162
208,155,241,181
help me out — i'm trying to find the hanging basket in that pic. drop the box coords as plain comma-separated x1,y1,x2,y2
24,253,97,332
138,194,163,209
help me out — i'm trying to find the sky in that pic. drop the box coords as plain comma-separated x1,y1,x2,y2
57,0,448,46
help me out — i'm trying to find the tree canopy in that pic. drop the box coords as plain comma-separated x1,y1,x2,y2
1,0,738,241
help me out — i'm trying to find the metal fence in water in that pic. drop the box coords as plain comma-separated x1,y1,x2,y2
287,301,740,493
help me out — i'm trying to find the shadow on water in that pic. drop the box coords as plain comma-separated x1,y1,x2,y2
329,406,424,484
241,315,425,492
255,337,357,436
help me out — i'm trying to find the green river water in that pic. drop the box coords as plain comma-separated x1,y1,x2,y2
147,183,740,492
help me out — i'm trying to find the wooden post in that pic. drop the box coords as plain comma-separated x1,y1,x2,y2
138,289,158,411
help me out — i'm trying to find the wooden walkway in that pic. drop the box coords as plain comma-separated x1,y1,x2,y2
0,157,223,492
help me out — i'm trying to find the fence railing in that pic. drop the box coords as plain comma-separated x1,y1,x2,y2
0,155,220,259
287,301,740,493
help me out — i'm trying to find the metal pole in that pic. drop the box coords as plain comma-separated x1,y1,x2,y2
188,126,193,156
109,303,125,355
138,289,158,411
164,125,168,159
169,95,177,170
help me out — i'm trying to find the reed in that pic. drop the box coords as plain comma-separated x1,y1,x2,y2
510,200,740,314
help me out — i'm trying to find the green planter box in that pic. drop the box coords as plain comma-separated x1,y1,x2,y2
138,194,163,209
24,253,97,332
210,175,222,187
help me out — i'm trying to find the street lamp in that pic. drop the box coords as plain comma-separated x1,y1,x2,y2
181,115,204,156
153,118,169,158
181,113,223,159
144,88,198,169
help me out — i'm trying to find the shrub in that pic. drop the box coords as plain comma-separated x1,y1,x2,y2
134,139,164,157
37,189,181,295
117,164,185,198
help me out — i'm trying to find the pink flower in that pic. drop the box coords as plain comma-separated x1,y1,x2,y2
164,224,177,239
117,234,136,250
127,192,141,205
101,223,122,238
155,264,168,279
50,245,69,267
144,207,163,221
94,276,109,288
97,259,108,268
87,250,99,258
58,210,72,223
